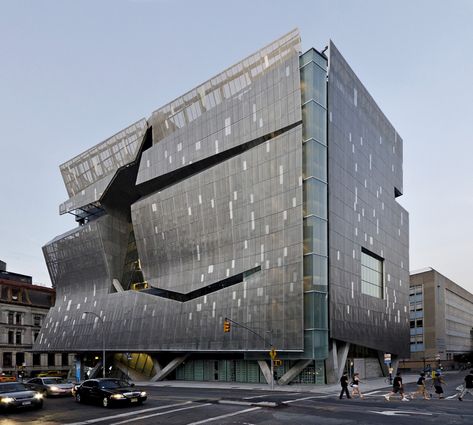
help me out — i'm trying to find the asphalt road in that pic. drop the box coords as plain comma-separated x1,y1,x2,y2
1,371,473,425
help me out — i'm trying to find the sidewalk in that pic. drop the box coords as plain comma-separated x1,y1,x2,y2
136,373,421,394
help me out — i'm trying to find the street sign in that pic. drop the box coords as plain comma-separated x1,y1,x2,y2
384,353,391,364
269,348,277,360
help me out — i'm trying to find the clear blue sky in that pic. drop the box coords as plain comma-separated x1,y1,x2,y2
1,0,472,291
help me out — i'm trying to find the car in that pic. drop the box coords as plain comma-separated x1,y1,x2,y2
26,377,74,397
0,382,43,411
74,379,147,408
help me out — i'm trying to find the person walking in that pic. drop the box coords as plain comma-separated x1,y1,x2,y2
339,373,351,399
351,372,364,399
384,372,409,401
432,372,445,399
458,370,473,401
410,372,429,400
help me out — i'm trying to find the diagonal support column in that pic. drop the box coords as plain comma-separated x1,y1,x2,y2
150,354,189,382
278,359,313,386
258,360,273,385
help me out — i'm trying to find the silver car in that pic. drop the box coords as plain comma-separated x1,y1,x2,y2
26,377,74,397
0,382,43,410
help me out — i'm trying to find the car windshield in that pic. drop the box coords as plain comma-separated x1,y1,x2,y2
0,383,27,393
43,378,67,384
99,379,130,389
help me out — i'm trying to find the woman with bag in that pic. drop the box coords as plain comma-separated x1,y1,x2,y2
351,372,364,399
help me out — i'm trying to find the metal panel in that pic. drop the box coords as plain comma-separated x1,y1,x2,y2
60,118,147,198
327,41,410,357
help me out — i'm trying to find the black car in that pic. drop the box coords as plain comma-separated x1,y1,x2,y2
0,382,44,411
74,379,147,408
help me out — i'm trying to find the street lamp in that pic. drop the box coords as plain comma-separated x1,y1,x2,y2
83,311,105,378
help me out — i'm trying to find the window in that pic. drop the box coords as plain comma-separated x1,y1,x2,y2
33,331,40,342
33,353,41,366
410,320,415,329
7,312,14,325
15,331,22,345
416,319,423,327
361,248,384,298
3,352,12,367
15,313,22,325
62,353,69,366
8,330,14,344
16,352,24,366
48,353,55,367
33,315,42,327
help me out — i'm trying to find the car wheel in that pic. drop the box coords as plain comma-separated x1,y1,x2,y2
75,393,82,403
102,397,109,408
35,401,44,410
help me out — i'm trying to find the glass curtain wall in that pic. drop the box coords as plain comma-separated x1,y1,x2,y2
300,49,329,362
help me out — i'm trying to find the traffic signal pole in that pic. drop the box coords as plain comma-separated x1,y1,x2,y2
223,317,275,390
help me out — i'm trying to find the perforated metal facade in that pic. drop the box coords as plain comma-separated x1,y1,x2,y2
36,30,409,382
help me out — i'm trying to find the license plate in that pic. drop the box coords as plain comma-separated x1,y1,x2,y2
22,401,31,406
131,398,138,402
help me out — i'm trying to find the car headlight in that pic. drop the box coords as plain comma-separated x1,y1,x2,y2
34,393,43,400
111,394,125,399
49,386,60,392
140,391,147,397
1,397,14,404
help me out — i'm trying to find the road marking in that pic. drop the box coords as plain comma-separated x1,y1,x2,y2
64,401,192,425
369,410,433,416
110,403,212,425
186,407,261,425
283,395,331,403
243,394,269,400
363,390,382,396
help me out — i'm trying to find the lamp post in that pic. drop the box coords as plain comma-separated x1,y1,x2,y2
84,311,105,378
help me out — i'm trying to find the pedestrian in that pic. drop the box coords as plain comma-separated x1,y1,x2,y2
432,372,445,399
458,370,473,401
351,372,364,399
384,372,409,401
410,372,429,400
339,373,351,399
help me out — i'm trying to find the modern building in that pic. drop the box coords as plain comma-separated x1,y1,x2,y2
406,268,473,370
35,29,409,384
0,261,74,378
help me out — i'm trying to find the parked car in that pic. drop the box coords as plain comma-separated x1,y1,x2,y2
0,382,43,411
26,377,74,397
74,379,147,408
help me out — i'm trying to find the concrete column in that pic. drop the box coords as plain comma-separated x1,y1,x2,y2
278,359,313,386
40,353,48,368
377,350,389,376
150,354,189,382
336,342,350,380
24,352,33,369
257,360,273,384
152,356,162,375
326,340,339,384
326,340,350,384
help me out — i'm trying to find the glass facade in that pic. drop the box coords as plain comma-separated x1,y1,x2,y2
300,49,329,361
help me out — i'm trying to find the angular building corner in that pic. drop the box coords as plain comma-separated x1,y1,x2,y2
35,29,409,385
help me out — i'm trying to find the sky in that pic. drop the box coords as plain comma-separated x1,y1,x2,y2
0,0,472,292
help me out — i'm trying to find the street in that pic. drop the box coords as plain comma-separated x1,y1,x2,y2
1,372,473,425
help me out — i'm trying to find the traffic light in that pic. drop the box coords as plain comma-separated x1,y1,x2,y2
223,319,231,333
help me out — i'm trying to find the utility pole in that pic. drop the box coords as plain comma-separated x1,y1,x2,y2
224,317,276,390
